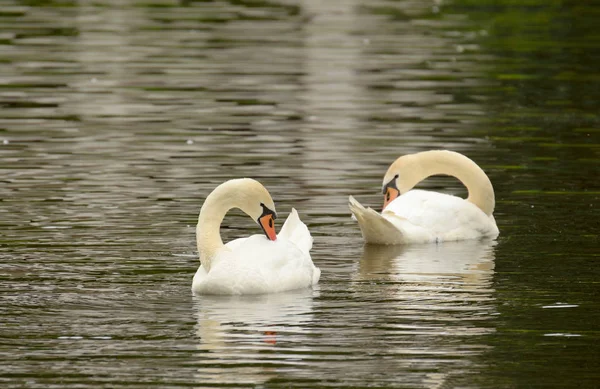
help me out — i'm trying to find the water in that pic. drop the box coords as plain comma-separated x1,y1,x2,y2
1,0,599,388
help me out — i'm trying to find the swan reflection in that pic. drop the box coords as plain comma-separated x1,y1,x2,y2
193,290,317,386
351,240,498,388
358,239,496,286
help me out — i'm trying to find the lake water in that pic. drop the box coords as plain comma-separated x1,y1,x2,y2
1,1,598,388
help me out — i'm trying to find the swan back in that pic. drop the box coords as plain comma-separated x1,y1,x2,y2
385,190,499,241
193,234,319,295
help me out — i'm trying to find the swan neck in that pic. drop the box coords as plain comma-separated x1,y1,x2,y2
196,186,235,271
402,151,495,215
195,178,275,271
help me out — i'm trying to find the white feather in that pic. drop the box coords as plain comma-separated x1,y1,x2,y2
350,190,499,245
193,210,320,295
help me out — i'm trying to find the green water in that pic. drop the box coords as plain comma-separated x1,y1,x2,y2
1,0,598,388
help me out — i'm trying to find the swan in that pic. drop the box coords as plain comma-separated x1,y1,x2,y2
349,150,499,244
192,178,320,295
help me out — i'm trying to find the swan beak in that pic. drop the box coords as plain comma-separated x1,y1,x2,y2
259,214,277,241
383,187,399,210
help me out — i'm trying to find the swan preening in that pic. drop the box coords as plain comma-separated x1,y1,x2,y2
349,150,499,245
191,150,499,294
193,178,320,295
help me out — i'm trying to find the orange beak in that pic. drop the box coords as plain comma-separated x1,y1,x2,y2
259,214,277,241
383,187,399,210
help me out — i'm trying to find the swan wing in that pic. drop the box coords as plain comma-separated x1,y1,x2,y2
278,208,313,254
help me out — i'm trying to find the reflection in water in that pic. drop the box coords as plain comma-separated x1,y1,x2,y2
359,240,496,284
353,240,497,388
193,290,317,386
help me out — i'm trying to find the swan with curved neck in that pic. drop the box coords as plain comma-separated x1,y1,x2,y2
193,178,320,295
196,178,277,272
350,150,499,245
382,150,495,215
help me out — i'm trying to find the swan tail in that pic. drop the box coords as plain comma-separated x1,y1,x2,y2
348,196,405,245
278,208,313,253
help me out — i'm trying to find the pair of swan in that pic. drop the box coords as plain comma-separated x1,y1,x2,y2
192,150,499,295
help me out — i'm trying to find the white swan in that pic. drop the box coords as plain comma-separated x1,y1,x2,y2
192,178,320,295
349,150,499,244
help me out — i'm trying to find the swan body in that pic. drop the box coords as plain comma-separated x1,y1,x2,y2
192,179,320,295
349,150,499,245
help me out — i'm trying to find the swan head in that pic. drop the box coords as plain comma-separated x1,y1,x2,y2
381,172,400,210
236,179,278,241
382,154,420,209
256,202,278,241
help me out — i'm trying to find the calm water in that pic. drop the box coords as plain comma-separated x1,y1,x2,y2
1,1,599,388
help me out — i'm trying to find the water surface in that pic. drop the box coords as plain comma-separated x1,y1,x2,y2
1,1,599,388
